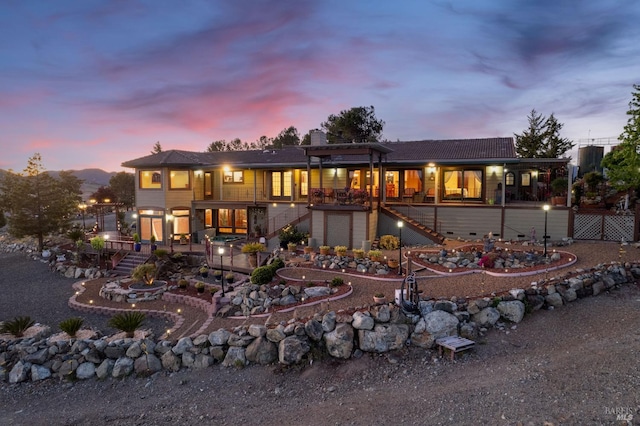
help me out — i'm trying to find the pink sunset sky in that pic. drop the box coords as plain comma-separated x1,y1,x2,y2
1,1,639,172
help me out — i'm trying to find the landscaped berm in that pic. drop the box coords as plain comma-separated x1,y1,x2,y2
1,235,639,384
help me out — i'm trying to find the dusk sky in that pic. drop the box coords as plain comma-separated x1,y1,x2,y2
1,1,639,173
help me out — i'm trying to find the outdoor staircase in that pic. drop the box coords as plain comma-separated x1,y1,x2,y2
111,252,149,276
383,206,446,244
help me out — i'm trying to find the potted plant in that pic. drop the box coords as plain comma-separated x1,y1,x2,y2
133,233,141,252
319,245,331,255
177,278,188,291
209,286,219,295
213,270,222,281
551,177,568,206
373,292,386,304
367,249,383,262
179,234,188,245
241,242,265,268
311,188,324,203
194,281,205,294
287,242,297,253
352,248,365,259
225,272,235,284
200,265,209,278
334,245,347,256
150,235,157,252
387,258,399,268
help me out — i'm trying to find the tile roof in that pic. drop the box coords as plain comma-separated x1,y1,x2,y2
121,138,518,169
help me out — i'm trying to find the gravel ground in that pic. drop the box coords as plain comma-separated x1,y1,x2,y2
1,241,640,425
0,253,168,338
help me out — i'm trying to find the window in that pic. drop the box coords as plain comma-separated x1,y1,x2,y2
169,170,190,189
300,171,308,196
443,169,482,200
217,209,247,233
223,170,243,183
271,171,292,198
521,173,531,187
404,169,423,192
505,172,515,186
171,209,190,238
140,170,162,189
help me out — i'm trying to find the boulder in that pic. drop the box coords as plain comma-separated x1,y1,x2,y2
358,324,409,353
497,300,525,323
304,319,324,342
245,337,278,365
111,357,134,378
75,362,96,380
278,336,310,365
472,307,500,327
322,311,337,332
30,364,52,381
209,329,231,346
545,292,564,308
222,347,246,368
324,323,355,359
351,311,374,330
134,354,162,376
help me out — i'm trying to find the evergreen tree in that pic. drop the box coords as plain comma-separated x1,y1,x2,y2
321,106,384,144
601,84,640,191
272,126,300,149
151,141,162,154
515,109,574,158
0,154,81,250
109,172,135,209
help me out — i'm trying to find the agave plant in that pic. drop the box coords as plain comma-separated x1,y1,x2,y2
59,317,84,338
108,311,146,338
0,316,35,337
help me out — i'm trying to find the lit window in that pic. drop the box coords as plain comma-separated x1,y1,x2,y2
140,170,162,189
169,170,190,189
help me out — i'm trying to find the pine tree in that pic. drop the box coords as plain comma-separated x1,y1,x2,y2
515,109,574,158
0,154,81,251
601,84,640,191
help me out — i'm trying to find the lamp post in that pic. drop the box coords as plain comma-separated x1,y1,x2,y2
543,204,550,257
78,202,87,229
397,220,403,275
218,246,225,297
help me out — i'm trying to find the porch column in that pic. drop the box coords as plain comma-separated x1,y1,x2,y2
307,157,311,204
502,164,506,207
253,169,257,203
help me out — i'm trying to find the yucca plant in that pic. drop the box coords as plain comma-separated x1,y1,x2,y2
108,311,146,338
0,316,35,337
59,317,84,338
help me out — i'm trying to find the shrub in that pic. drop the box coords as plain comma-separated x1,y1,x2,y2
269,257,284,272
225,272,235,280
132,233,141,243
178,279,188,289
251,265,275,285
153,249,168,258
330,277,344,287
0,316,35,337
90,236,105,251
108,311,146,338
132,263,157,285
278,225,307,247
242,242,265,253
379,234,399,250
374,292,385,298
59,317,84,337
67,227,85,243
194,281,205,289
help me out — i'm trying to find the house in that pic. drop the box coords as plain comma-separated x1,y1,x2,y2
121,133,572,249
